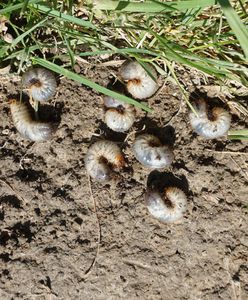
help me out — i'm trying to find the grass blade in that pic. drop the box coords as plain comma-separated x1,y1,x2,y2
33,58,152,112
21,0,31,15
218,0,248,58
228,135,248,140
0,0,41,14
93,0,216,12
151,31,230,78
4,45,40,60
78,48,158,57
29,4,97,30
228,129,248,135
11,17,48,48
228,129,248,140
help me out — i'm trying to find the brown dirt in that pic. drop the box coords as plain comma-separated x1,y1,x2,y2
0,62,248,300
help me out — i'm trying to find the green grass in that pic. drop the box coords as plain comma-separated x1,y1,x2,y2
0,0,247,139
228,129,248,140
33,57,152,112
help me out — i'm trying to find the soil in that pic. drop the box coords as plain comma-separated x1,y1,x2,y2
0,60,247,300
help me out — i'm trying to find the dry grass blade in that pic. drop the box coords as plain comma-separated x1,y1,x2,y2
84,176,102,277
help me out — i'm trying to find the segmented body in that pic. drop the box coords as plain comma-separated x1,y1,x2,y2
104,96,135,132
22,67,57,102
120,61,158,99
84,140,124,181
133,134,174,168
10,100,54,141
145,187,187,223
189,99,231,139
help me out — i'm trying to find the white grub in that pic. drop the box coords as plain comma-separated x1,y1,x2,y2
9,99,55,142
145,187,187,223
189,99,231,139
84,140,125,181
119,60,158,99
133,134,174,168
22,67,57,102
104,96,135,132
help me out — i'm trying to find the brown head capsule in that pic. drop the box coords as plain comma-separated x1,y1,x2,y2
84,140,125,181
189,99,231,139
9,99,55,142
119,60,158,99
22,67,57,102
145,187,187,223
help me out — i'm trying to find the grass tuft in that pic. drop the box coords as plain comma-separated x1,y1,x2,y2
0,0,247,137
